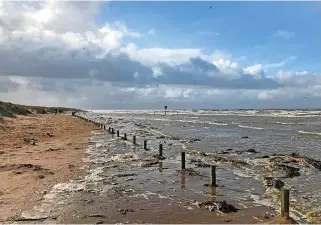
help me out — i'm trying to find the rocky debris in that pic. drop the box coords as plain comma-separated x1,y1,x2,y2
260,155,270,159
263,177,285,189
190,159,202,163
187,149,208,157
119,208,134,215
277,164,300,178
235,148,258,155
46,132,53,137
177,168,200,176
194,162,210,168
242,136,250,139
17,164,42,171
24,137,36,145
170,136,180,140
113,173,137,178
152,154,166,160
89,214,106,218
140,160,159,167
196,200,238,213
189,138,201,143
156,135,166,139
246,148,258,153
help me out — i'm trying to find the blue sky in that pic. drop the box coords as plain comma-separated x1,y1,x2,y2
98,2,321,74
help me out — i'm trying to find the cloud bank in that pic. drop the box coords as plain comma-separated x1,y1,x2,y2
0,1,319,109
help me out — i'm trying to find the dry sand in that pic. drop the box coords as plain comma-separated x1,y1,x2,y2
0,114,94,222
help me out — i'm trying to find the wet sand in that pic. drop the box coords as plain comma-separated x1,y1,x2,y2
0,114,93,222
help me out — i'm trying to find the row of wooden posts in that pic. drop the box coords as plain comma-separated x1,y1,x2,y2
73,113,290,219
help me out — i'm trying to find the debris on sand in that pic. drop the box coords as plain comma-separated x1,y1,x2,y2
194,162,210,168
89,214,106,218
156,135,166,139
189,138,201,143
23,137,36,145
242,136,250,139
187,149,208,157
170,136,180,140
152,154,166,160
245,148,258,153
270,153,321,170
113,173,137,178
196,200,238,213
140,160,159,167
263,177,285,189
119,208,134,215
177,168,200,176
277,164,300,178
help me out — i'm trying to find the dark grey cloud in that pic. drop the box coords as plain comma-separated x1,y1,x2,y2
0,42,281,91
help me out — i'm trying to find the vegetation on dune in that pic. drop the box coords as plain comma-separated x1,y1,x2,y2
0,101,82,118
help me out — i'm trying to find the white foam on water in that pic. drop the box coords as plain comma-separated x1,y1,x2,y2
109,152,139,162
298,130,321,136
238,125,264,130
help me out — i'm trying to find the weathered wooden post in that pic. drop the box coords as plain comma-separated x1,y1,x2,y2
111,128,115,134
108,127,111,133
104,125,106,130
124,133,127,140
210,165,216,187
117,130,119,137
133,135,136,145
281,189,290,219
159,143,163,156
181,152,186,170
144,140,147,150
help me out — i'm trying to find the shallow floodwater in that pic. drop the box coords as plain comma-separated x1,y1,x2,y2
17,109,321,224
88,109,321,223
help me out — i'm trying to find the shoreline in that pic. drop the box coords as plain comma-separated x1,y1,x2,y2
0,114,93,222
1,112,301,224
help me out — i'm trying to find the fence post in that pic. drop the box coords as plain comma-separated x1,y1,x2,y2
117,130,119,137
159,144,163,156
181,152,185,170
124,133,127,140
144,140,147,150
281,189,290,219
133,135,136,145
210,165,216,187
112,128,114,134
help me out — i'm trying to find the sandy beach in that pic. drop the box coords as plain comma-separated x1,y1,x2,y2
0,114,93,222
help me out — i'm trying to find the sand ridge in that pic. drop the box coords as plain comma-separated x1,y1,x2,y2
0,114,94,222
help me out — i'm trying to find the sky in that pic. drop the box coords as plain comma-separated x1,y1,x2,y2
0,1,320,110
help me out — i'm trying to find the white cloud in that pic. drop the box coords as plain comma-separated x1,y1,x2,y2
273,30,295,39
243,64,264,79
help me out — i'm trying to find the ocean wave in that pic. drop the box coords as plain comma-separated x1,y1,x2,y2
298,130,321,136
238,125,264,130
276,122,297,125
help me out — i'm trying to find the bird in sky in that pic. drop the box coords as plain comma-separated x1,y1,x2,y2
209,6,212,9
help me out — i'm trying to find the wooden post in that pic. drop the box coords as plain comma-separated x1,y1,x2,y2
112,128,114,134
281,189,290,219
133,135,136,145
144,140,147,150
159,144,163,156
124,133,127,140
104,125,106,130
108,127,111,132
117,130,119,137
210,166,216,187
181,152,185,170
